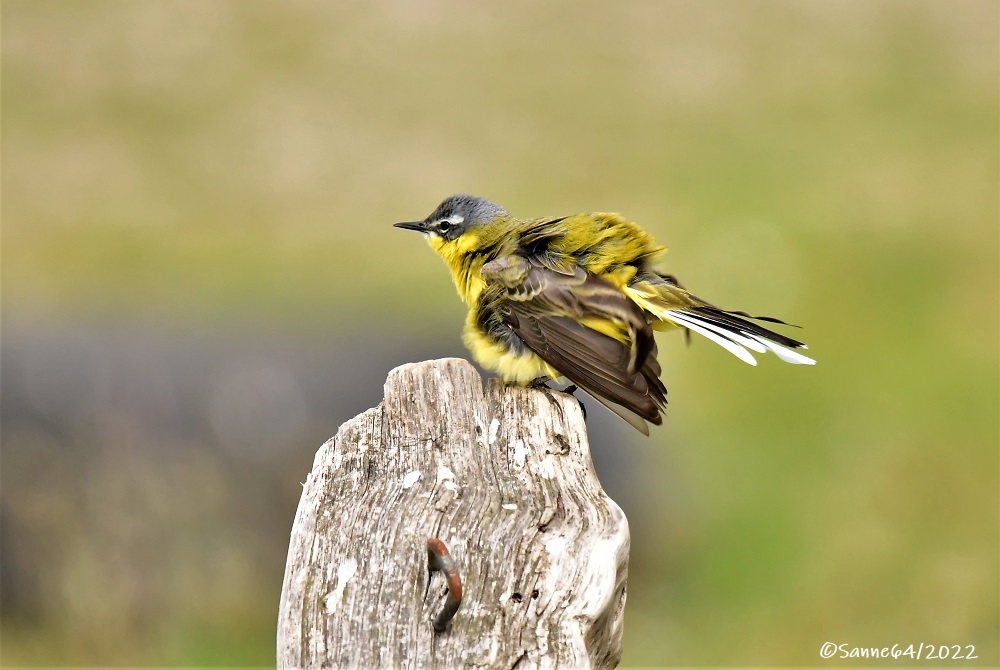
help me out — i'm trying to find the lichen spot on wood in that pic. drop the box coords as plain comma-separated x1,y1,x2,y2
401,470,421,489
322,558,358,613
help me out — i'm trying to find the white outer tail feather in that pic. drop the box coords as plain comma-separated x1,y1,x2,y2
662,311,758,365
662,310,816,366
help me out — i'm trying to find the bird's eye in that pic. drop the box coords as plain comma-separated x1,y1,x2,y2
438,220,452,233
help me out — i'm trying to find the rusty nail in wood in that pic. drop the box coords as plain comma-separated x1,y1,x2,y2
426,538,462,632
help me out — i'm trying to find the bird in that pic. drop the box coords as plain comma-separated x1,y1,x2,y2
395,195,815,434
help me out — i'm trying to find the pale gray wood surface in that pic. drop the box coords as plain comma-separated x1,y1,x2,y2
277,358,630,669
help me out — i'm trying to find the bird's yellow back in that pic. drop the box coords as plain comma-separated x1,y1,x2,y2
428,211,666,305
543,213,665,285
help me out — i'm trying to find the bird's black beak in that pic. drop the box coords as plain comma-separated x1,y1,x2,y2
394,221,427,232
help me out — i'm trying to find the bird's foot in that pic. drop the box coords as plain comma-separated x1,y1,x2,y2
528,378,587,420
527,376,552,389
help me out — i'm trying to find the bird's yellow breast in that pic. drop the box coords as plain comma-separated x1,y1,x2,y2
427,232,559,383
462,310,560,384
428,234,487,305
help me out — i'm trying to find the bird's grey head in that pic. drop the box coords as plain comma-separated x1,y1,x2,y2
394,194,507,241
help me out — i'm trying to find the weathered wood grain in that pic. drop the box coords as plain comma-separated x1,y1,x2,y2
277,358,629,669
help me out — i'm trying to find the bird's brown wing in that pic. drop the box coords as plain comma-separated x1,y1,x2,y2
482,255,667,434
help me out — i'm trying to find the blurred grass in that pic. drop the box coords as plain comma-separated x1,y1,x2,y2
2,0,998,667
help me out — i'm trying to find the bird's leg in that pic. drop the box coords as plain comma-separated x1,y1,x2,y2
527,377,587,420
527,376,552,389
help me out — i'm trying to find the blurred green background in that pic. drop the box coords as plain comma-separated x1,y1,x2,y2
2,0,997,667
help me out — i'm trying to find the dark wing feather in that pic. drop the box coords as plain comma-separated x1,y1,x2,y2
483,255,667,434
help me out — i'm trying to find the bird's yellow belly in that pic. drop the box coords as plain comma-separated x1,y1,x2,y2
462,319,560,384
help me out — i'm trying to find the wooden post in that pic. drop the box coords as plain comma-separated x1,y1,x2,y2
277,358,630,669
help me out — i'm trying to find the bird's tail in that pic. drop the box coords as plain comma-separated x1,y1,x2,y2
624,275,816,366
